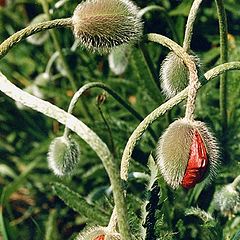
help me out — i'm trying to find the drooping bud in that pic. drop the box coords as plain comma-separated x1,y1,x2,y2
213,178,240,218
108,44,132,75
47,136,80,176
156,118,220,189
159,52,200,98
72,0,143,53
77,227,120,240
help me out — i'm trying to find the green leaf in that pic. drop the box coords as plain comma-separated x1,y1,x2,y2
45,210,60,240
232,229,240,240
52,182,109,224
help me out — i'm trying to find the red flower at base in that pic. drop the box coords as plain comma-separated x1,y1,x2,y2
181,130,209,189
94,235,105,240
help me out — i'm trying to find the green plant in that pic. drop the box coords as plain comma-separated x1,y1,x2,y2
0,0,240,239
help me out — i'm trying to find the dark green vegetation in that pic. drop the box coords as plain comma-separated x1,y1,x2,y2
0,0,240,239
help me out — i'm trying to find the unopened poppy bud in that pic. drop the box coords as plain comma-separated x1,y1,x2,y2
159,52,200,98
213,177,240,217
72,0,143,53
77,227,120,240
48,136,80,176
156,118,220,189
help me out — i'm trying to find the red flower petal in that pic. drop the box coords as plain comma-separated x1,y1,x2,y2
0,0,6,6
94,235,105,240
181,130,208,189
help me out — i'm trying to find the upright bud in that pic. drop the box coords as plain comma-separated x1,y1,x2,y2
72,0,143,53
48,136,80,176
159,52,200,98
156,118,220,189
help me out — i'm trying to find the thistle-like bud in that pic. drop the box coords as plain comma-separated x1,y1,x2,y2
72,0,143,53
47,136,80,176
77,226,121,240
156,118,220,189
213,178,240,218
159,52,200,98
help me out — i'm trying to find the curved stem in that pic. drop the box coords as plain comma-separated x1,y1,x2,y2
0,72,132,240
0,18,72,59
215,0,229,157
40,0,77,91
183,0,203,51
231,175,240,189
120,61,240,182
63,82,158,141
138,5,178,42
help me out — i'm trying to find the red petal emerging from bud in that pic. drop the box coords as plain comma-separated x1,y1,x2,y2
181,130,208,189
94,235,105,240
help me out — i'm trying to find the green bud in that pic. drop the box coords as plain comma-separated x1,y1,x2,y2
160,52,200,98
48,136,80,176
72,0,143,53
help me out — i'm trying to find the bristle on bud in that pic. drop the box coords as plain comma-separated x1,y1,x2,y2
76,226,120,240
160,52,200,98
156,118,220,189
72,0,143,53
48,136,80,176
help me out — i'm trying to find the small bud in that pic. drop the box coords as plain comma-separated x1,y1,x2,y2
48,136,80,176
108,44,132,75
27,14,50,46
156,118,220,189
72,0,143,53
159,52,200,98
77,227,120,240
213,181,240,218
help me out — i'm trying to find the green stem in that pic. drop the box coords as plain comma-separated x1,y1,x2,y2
183,0,203,51
120,61,240,182
231,175,240,189
0,18,72,59
215,0,229,157
0,72,132,240
40,0,77,91
63,82,158,141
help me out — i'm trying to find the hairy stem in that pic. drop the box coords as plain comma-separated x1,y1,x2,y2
0,72,132,240
63,82,158,141
215,0,229,158
231,175,240,189
0,18,72,59
183,0,203,51
120,61,240,182
40,0,77,91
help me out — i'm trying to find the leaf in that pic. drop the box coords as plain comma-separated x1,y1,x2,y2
232,229,240,240
45,210,60,240
52,182,109,224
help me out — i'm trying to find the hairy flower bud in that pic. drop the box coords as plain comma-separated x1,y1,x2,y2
213,179,240,217
72,0,143,53
48,136,80,176
156,118,220,189
159,52,200,98
77,227,121,240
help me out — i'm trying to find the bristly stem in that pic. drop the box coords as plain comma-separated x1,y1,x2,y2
0,72,132,240
231,175,240,189
215,0,229,159
40,0,77,92
183,0,203,51
0,18,72,59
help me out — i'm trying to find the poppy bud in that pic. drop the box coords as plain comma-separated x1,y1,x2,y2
213,178,240,218
156,118,220,189
47,136,80,176
159,52,200,98
77,227,120,240
72,0,143,53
